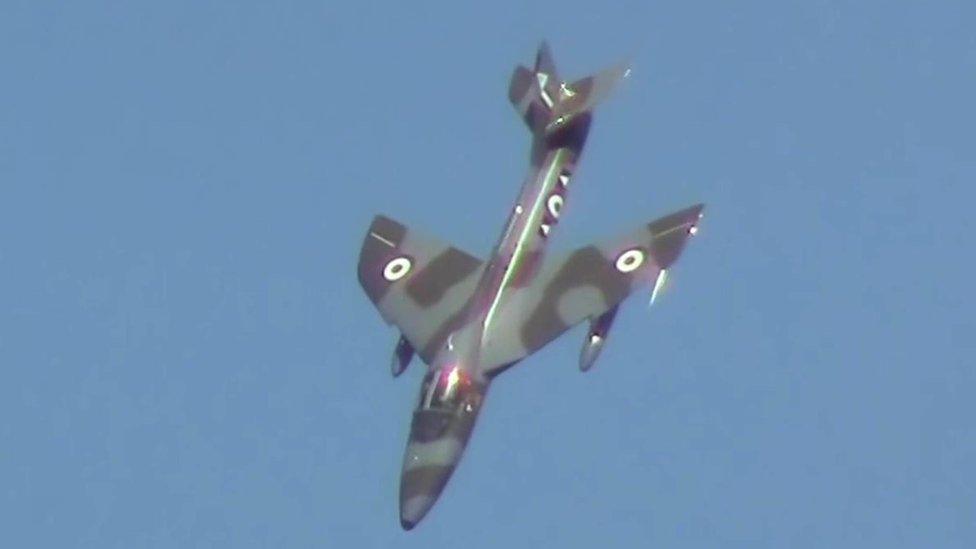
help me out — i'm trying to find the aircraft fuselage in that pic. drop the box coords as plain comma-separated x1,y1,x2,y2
360,43,708,532
398,114,592,530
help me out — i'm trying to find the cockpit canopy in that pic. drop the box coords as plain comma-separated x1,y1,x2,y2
418,366,478,413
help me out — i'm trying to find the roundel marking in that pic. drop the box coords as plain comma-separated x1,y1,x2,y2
547,194,563,219
615,248,645,273
383,256,413,281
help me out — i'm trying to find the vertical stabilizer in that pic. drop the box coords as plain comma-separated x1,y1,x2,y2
508,41,629,137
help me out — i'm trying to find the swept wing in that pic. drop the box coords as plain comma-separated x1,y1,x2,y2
480,204,703,371
358,215,484,364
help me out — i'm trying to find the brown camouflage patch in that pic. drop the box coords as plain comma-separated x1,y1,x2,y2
409,405,479,445
406,248,481,308
400,464,454,506
409,410,453,444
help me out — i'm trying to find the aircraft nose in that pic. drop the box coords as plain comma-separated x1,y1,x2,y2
400,457,460,530
398,409,474,530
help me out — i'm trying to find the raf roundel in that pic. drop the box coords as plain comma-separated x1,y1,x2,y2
383,256,413,282
614,248,645,273
547,194,563,219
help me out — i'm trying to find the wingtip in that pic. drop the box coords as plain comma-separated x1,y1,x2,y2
608,61,633,82
689,204,705,235
646,203,706,267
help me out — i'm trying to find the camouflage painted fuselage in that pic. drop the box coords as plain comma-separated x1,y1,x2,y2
357,43,703,531
398,114,591,529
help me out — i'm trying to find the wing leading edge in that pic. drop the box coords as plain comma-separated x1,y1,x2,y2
358,215,485,364
480,204,704,371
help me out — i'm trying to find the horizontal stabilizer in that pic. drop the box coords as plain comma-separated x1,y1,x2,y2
551,63,630,126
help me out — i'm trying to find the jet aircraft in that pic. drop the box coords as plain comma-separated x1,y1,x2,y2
357,42,704,530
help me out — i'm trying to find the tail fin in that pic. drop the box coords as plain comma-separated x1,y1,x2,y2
508,41,629,136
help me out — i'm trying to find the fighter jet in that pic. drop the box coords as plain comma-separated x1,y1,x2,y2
357,42,704,530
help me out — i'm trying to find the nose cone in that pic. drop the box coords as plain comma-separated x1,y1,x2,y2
399,407,479,530
399,462,454,530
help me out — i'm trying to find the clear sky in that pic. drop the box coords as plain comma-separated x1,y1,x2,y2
2,1,974,547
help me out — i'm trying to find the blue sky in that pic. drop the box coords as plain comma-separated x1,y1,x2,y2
2,1,974,547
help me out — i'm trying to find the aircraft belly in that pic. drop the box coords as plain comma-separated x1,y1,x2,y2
356,42,702,532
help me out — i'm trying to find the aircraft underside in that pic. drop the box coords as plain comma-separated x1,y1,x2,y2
356,41,704,530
